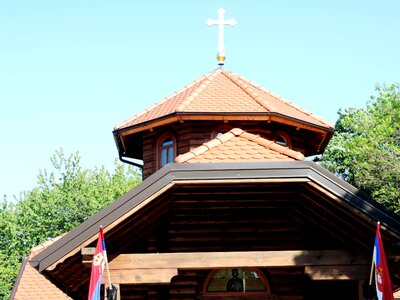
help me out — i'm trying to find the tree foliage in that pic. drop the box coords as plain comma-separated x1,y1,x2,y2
0,149,141,299
322,84,400,213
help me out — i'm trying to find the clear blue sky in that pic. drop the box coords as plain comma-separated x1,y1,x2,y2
1,1,399,199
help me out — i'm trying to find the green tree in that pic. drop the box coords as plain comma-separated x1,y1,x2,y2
322,84,400,213
0,149,141,299
0,200,19,299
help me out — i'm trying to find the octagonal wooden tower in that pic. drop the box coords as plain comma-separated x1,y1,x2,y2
113,69,334,179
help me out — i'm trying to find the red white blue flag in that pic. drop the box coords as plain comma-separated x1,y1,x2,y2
373,222,394,300
88,227,107,300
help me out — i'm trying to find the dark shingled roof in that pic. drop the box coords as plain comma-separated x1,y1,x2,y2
30,161,400,273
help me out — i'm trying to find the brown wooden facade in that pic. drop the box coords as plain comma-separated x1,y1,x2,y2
20,69,400,299
30,163,400,299
133,120,329,178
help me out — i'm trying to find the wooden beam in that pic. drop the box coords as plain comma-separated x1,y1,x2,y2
305,265,370,280
92,251,369,284
81,247,95,264
101,265,371,285
119,114,330,137
107,250,369,270
102,268,177,285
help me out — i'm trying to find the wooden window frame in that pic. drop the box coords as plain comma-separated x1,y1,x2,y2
157,133,176,169
211,125,232,139
273,131,292,148
202,268,271,299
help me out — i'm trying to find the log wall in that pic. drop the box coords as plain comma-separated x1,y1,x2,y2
115,267,360,299
142,120,321,178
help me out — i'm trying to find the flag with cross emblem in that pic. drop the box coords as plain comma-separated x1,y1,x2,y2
88,227,107,300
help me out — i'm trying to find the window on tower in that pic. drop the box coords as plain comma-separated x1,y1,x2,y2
275,135,288,146
273,131,292,148
159,136,175,168
211,125,231,139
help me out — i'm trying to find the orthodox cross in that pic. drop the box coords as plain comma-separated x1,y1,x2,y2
206,8,237,66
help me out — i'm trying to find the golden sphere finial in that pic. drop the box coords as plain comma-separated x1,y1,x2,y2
217,54,226,66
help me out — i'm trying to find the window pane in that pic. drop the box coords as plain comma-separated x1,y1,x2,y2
207,268,265,292
167,147,174,163
160,137,174,167
161,149,167,167
275,136,287,146
162,138,173,147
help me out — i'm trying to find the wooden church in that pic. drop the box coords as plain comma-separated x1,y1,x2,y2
11,8,400,300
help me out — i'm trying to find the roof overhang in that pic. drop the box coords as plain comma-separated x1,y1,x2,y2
113,112,334,159
114,112,334,137
30,161,400,273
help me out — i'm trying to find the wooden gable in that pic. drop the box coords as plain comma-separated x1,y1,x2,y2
29,162,400,299
14,68,400,299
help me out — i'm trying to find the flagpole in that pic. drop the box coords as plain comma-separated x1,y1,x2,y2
369,255,374,285
105,253,112,291
101,226,113,291
370,221,394,300
369,221,379,286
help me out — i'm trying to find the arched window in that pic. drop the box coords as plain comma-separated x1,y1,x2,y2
211,126,231,139
275,135,288,146
159,136,175,168
273,131,292,148
203,268,271,299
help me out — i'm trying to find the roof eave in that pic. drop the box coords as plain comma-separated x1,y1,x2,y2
30,161,400,273
9,256,29,299
113,112,334,158
30,164,177,271
114,112,334,137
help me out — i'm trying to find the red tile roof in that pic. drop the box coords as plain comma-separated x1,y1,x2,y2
114,68,333,131
11,236,72,300
175,128,305,163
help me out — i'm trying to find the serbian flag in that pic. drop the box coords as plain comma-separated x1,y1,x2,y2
88,227,107,300
373,222,394,300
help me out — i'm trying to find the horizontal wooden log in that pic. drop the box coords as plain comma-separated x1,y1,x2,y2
102,268,177,285
107,250,369,270
305,265,370,280
81,247,95,264
85,250,370,284
81,247,95,255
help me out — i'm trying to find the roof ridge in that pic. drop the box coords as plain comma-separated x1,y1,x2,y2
175,128,239,163
238,130,305,160
250,80,333,128
175,128,304,163
114,70,218,130
222,70,276,112
259,88,334,128
223,70,333,129
176,69,222,112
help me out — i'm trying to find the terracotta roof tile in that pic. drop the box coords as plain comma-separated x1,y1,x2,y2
114,69,333,131
11,235,71,300
174,128,305,163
